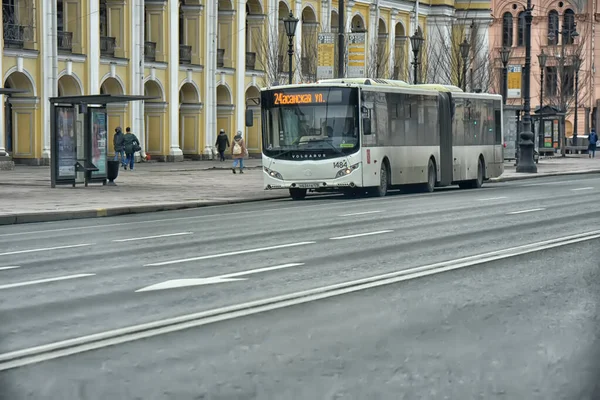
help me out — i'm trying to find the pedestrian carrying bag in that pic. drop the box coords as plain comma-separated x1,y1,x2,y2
233,141,242,155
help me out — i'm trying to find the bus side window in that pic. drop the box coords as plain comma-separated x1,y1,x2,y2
494,106,502,145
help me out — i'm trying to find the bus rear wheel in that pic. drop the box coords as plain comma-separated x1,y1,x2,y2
289,188,307,200
459,158,484,189
420,159,436,193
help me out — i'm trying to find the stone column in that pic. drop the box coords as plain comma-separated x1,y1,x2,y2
293,1,302,84
168,0,183,161
203,0,217,157
235,0,246,137
389,9,397,79
40,0,57,161
89,0,100,94
130,0,144,158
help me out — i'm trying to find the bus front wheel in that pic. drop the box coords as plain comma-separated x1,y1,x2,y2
289,188,307,200
371,163,389,197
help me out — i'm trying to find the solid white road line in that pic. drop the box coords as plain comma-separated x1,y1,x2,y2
570,187,594,191
145,242,316,266
136,263,305,292
339,210,383,217
0,273,95,290
330,230,393,240
477,197,508,201
0,266,19,271
507,208,546,215
113,232,193,242
4,229,599,371
0,243,91,257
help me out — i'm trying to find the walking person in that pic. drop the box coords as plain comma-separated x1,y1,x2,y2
231,131,247,174
215,129,230,161
588,129,598,158
113,126,126,167
123,127,141,170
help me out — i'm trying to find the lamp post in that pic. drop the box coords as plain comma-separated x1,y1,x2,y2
410,29,424,85
572,54,582,144
499,47,510,104
516,0,536,173
283,12,299,85
459,38,469,91
538,49,548,153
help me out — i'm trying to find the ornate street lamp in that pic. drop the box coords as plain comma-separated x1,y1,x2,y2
499,47,511,104
459,38,470,91
537,49,548,152
410,29,424,85
283,11,299,85
516,0,537,173
572,54,582,144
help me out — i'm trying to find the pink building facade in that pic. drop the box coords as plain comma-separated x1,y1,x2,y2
489,0,599,139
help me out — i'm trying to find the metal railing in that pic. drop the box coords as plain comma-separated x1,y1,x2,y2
179,44,192,64
144,41,156,62
57,31,73,52
100,36,116,57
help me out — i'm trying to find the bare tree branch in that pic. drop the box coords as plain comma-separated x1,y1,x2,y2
424,20,495,91
532,21,591,119
253,18,297,86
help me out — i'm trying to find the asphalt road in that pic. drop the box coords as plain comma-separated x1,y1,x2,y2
1,175,600,399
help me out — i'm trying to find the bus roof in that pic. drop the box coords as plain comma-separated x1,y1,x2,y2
261,79,501,99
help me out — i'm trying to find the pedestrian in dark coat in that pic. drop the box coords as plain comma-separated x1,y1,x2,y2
215,129,230,161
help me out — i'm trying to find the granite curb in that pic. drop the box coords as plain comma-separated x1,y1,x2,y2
0,195,289,226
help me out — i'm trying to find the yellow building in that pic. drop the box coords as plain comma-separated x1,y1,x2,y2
1,0,489,164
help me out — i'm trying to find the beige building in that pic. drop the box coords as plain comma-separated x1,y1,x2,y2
2,0,492,164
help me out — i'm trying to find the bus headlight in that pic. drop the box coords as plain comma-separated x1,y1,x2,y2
335,163,360,178
264,167,283,180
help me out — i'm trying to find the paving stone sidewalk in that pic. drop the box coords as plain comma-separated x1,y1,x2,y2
0,156,598,225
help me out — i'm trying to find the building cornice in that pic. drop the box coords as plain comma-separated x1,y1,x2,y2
3,49,38,59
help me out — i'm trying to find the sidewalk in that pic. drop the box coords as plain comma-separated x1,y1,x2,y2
0,156,598,225
492,155,600,182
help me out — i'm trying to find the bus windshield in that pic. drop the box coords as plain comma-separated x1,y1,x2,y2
262,87,359,159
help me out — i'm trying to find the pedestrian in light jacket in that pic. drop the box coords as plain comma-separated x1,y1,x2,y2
113,127,126,167
589,129,598,158
231,131,247,174
215,129,230,161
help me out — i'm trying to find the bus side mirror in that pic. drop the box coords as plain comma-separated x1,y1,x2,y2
363,119,372,135
245,109,253,127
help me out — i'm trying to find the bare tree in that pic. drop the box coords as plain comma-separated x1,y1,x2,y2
366,37,392,79
299,23,320,82
425,20,495,91
532,22,591,153
253,19,296,87
391,38,410,81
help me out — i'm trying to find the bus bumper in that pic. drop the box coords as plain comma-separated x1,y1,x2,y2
263,170,363,191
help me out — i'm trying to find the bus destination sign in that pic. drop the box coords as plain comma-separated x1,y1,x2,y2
273,92,327,105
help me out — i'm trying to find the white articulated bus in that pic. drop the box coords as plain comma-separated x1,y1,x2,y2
258,78,504,200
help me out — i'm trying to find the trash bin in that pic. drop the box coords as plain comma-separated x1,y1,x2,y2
107,160,120,186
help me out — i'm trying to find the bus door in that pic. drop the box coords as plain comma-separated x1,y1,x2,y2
437,93,453,186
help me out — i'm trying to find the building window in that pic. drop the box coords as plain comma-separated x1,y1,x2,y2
548,10,558,45
99,0,107,36
502,12,513,47
563,9,575,45
57,0,64,31
545,66,557,96
517,11,525,46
